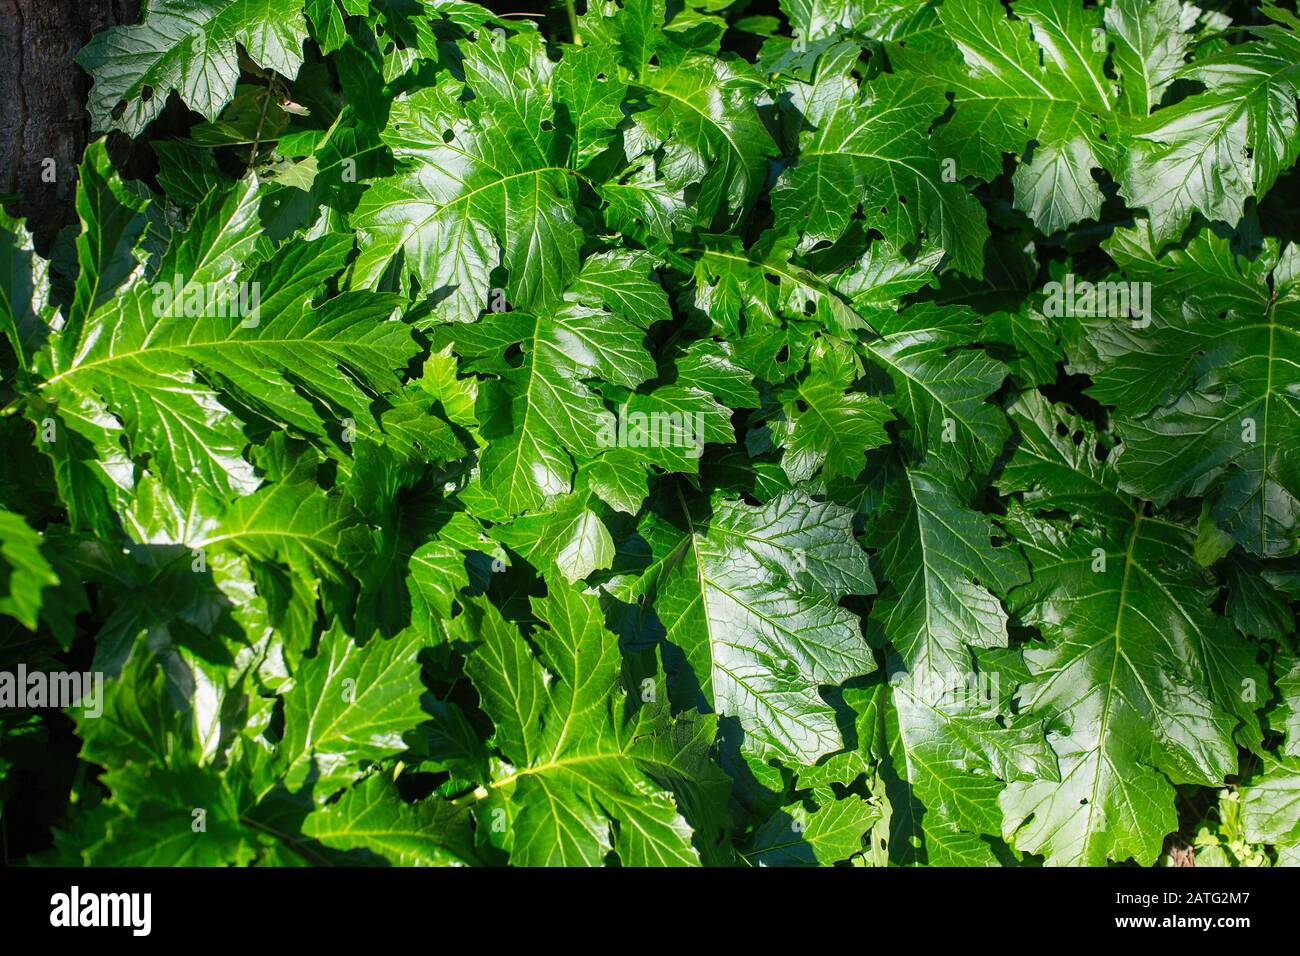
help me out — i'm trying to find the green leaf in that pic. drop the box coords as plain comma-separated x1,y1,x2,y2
1088,227,1300,558
1242,757,1300,847
301,774,477,865
280,624,429,798
352,33,584,320
862,303,1011,481
771,340,892,482
1118,18,1300,246
997,394,1265,865
0,210,55,369
84,764,258,865
882,669,1056,863
907,0,1118,234
465,313,630,512
1104,0,1192,117
0,509,59,630
77,0,309,135
689,234,872,337
631,490,875,765
745,793,878,866
774,44,988,274
629,45,776,226
40,177,416,506
459,586,724,866
778,0,940,45
868,465,1029,680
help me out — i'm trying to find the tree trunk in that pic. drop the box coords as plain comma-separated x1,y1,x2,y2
0,0,140,253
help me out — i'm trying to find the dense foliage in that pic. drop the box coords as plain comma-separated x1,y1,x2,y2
1,0,1298,867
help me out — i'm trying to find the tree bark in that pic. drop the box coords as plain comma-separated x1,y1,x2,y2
0,0,140,253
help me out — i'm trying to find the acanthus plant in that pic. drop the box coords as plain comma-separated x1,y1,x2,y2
0,0,1297,867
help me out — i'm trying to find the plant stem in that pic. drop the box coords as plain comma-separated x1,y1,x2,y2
451,786,490,807
0,396,27,417
564,0,582,46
